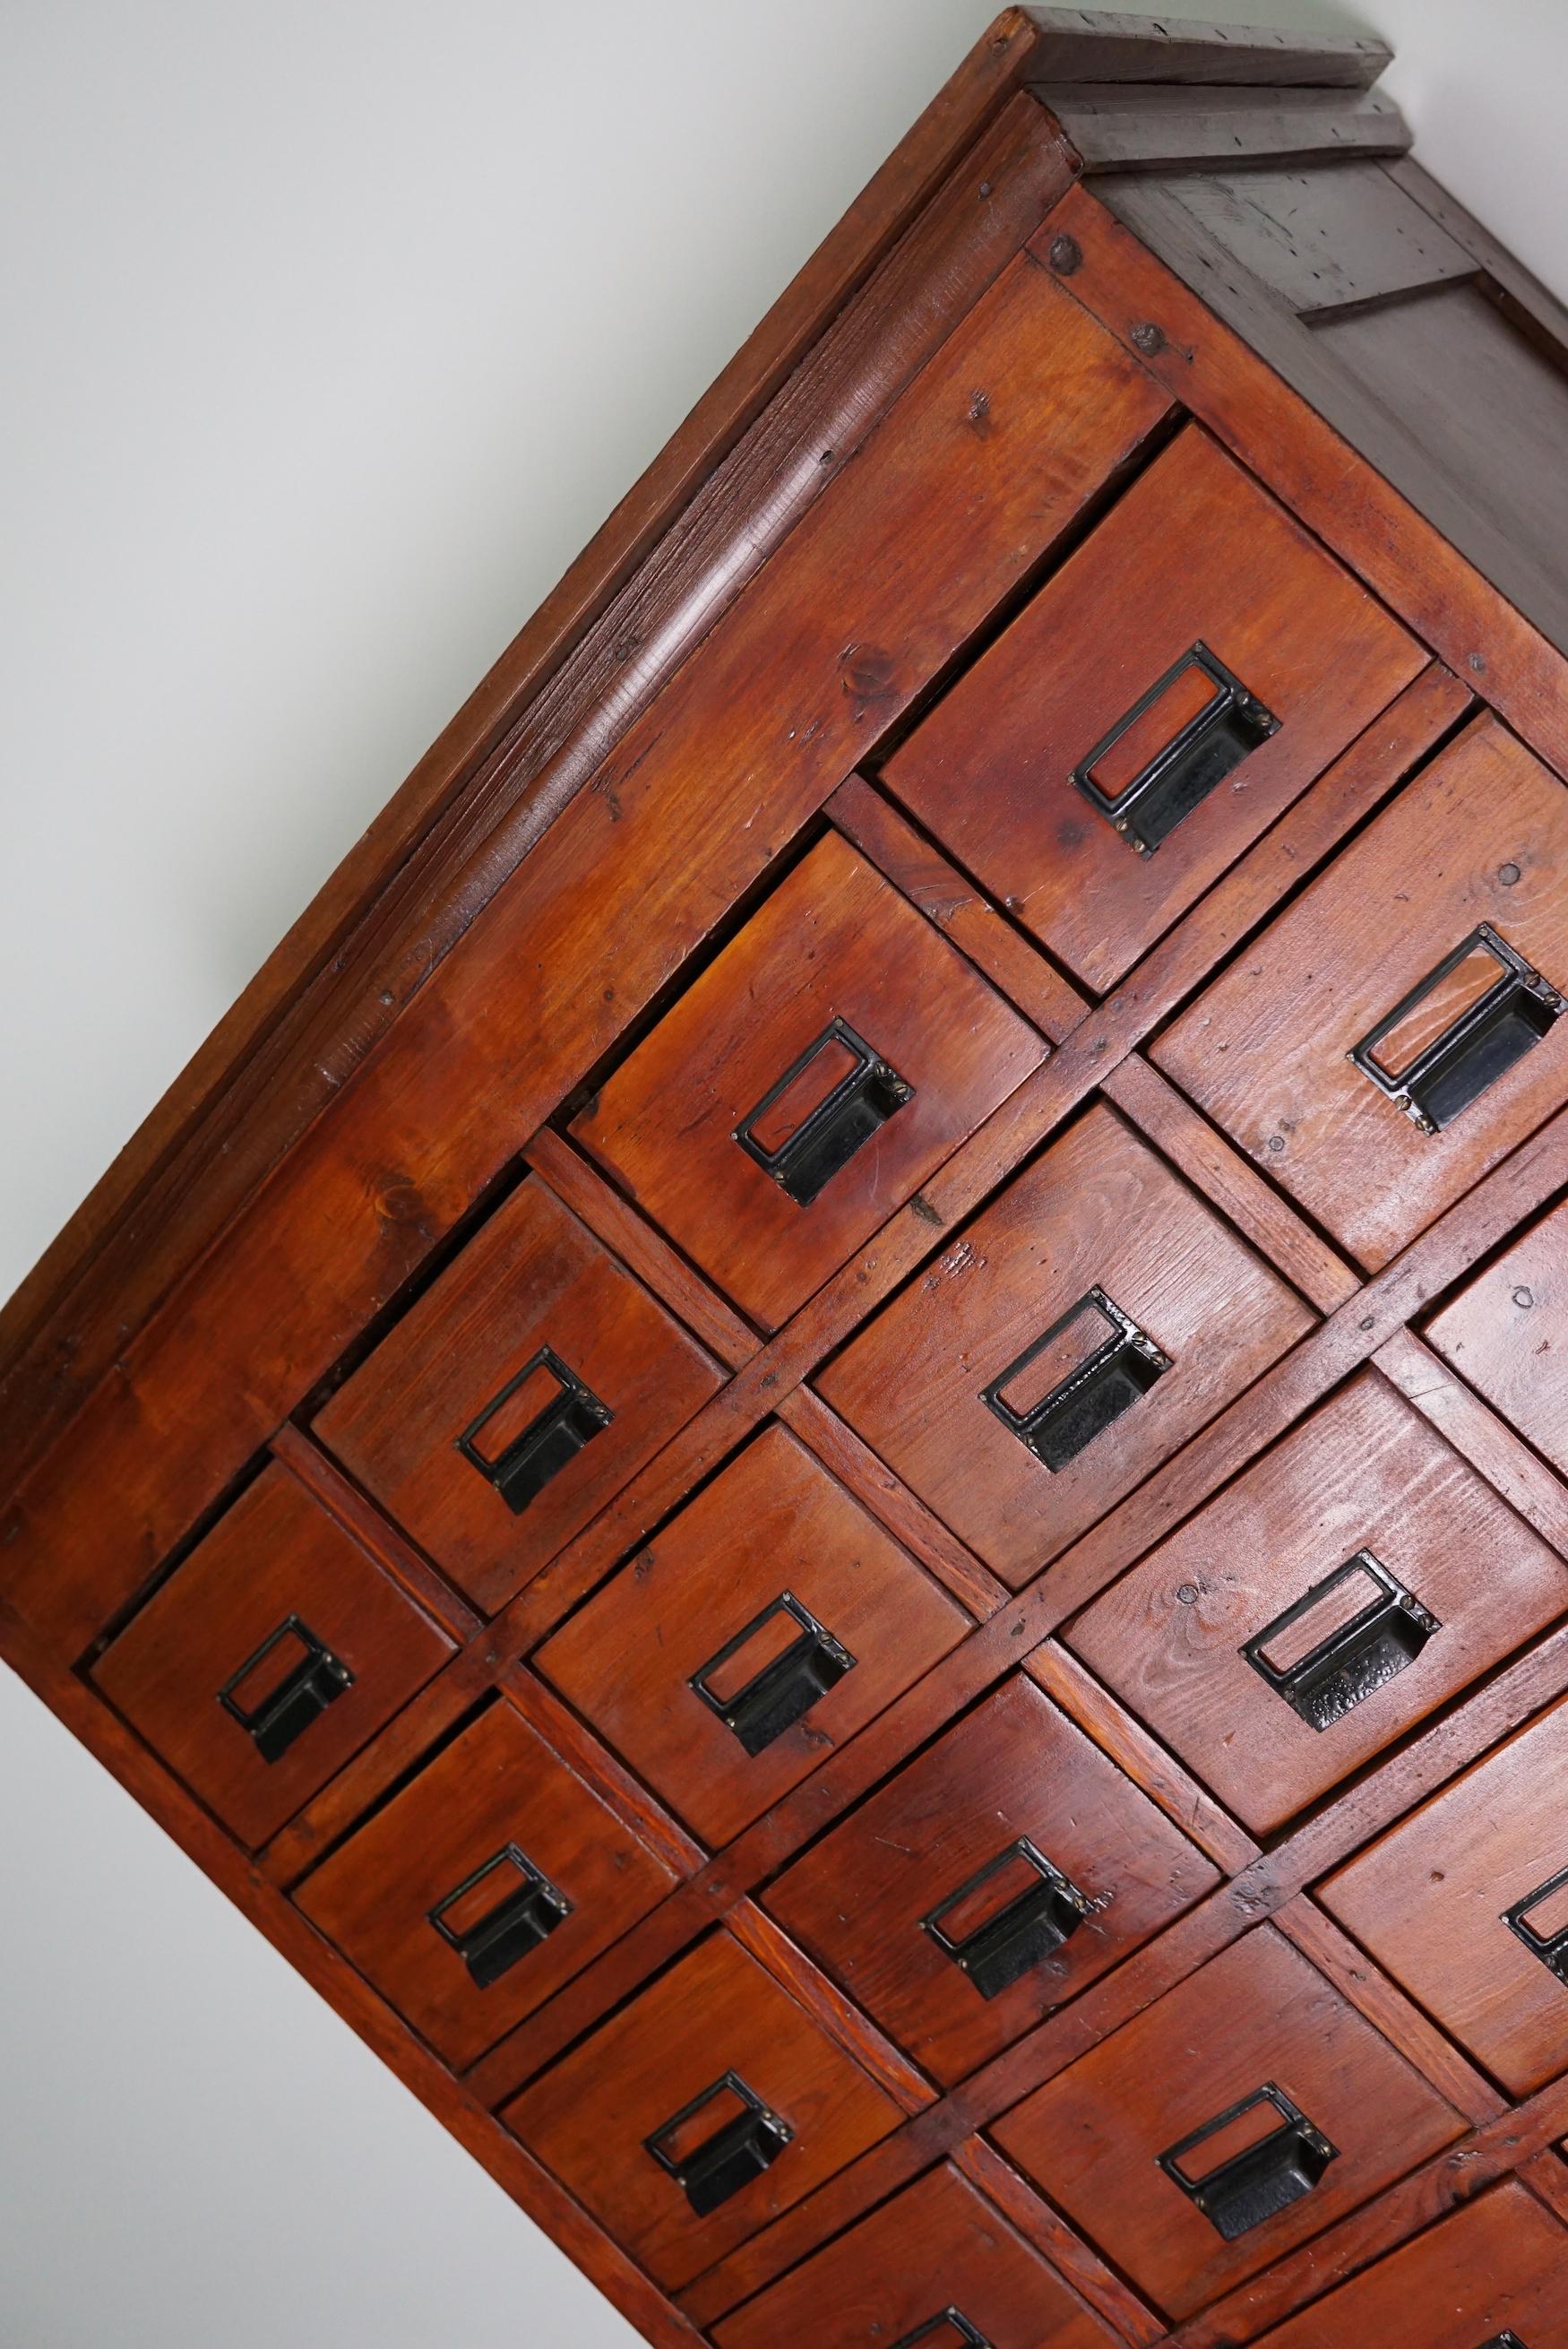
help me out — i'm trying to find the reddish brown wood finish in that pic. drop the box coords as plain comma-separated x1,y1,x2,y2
92,1462,454,1850
314,1175,722,1612
5,17,1568,2347
713,2160,1118,2348
1426,1193,1568,1474
294,1697,681,2069
883,424,1422,990
504,1930,904,2290
536,1425,969,1847
1323,1688,1568,2096
1155,716,1568,1271
767,1672,1220,2083
819,1101,1314,1584
1069,1369,1568,1835
570,832,1047,1329
1253,2177,1568,2347
991,1925,1468,2319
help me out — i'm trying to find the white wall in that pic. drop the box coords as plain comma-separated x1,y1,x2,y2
0,4,1560,2343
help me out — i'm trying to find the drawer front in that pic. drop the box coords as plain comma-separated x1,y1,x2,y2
92,1464,454,1849
314,1176,723,1613
1154,718,1568,1271
1323,1691,1568,2095
568,832,1046,1331
536,1425,969,1848
504,1931,902,2290
767,1675,1219,2084
881,427,1421,993
1254,2180,1568,2349
817,1102,1314,1586
294,1698,679,2068
712,2162,1117,2349
990,1926,1465,2319
1069,1372,1567,1835
1427,1196,1568,1474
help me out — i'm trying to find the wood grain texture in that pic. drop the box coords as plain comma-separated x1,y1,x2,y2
504,1930,905,2290
766,1672,1220,2085
0,36,1070,1498
1022,10,1393,89
819,1101,1314,1585
1069,1369,1568,1835
570,830,1047,1328
883,424,1422,991
1155,715,1568,1272
1,252,1171,1655
1426,1192,1568,1476
713,2160,1120,2348
1047,82,1410,174
991,1925,1467,2319
536,1424,969,1849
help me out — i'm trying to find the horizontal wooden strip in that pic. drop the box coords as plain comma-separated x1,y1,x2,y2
1047,83,1410,175
1021,9,1393,90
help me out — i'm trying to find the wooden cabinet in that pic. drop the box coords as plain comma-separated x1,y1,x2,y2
819,1102,1312,1585
991,1927,1467,2319
711,2162,1118,2349
7,13,1568,2344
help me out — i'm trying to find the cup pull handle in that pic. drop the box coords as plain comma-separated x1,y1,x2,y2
645,2071,792,2216
735,1016,913,1207
690,1592,855,1757
428,1844,573,1989
1158,2084,1337,2241
1350,921,1564,1135
1242,1550,1441,1733
218,1615,353,1764
891,2315,993,2349
1072,640,1279,858
458,1345,613,1516
982,1286,1170,1473
921,1838,1092,2000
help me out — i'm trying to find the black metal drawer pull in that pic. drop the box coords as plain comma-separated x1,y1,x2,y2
1351,922,1565,1136
983,1287,1170,1472
691,1592,855,1757
218,1615,353,1765
1072,641,1279,858
892,2315,991,2349
458,1345,613,1516
1477,2335,1530,2348
922,1838,1093,2000
1242,1550,1441,1733
1158,2085,1337,2241
735,1016,913,1207
645,2071,792,2217
428,1844,572,1989
1503,1862,1568,1985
